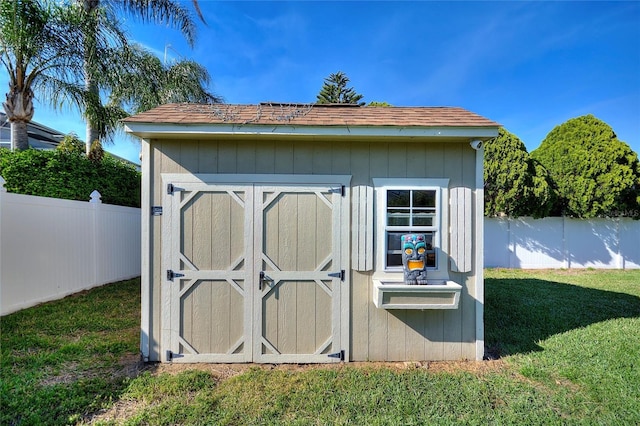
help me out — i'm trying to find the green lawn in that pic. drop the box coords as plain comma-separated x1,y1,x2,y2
2,270,639,425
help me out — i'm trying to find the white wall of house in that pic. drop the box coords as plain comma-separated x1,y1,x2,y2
485,217,640,269
0,182,141,315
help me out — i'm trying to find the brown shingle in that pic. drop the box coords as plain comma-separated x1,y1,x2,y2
123,103,500,128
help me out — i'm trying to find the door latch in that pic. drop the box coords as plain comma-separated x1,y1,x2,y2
259,271,273,290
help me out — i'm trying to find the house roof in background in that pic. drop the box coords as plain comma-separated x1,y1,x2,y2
0,111,66,150
1,112,139,167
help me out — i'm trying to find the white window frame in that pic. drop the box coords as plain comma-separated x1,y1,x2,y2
373,178,450,282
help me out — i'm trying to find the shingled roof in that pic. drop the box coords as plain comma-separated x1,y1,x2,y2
123,103,500,128
123,103,501,143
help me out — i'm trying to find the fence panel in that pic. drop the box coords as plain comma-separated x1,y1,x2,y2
620,220,640,269
485,217,640,269
484,218,510,268
1,187,140,315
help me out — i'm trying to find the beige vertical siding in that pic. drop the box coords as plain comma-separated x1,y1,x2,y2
146,137,478,362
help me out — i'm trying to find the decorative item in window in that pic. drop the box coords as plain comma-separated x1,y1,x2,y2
401,234,429,284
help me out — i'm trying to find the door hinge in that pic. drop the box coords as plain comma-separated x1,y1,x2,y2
166,350,183,361
328,270,345,281
151,206,162,216
167,183,184,194
329,185,345,196
166,270,185,281
328,350,345,361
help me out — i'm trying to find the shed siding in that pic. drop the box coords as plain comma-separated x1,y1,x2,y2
147,138,478,362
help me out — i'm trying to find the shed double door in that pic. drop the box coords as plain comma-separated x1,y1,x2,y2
162,179,347,363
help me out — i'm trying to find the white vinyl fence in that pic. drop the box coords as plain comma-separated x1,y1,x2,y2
485,217,640,269
1,177,141,315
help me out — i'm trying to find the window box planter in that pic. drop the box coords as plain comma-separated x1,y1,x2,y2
373,279,462,310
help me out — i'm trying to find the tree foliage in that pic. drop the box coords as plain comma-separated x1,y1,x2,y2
484,128,555,218
78,0,221,152
316,72,364,105
108,49,219,116
0,147,140,207
0,0,109,150
56,133,85,155
1,0,219,153
531,115,640,218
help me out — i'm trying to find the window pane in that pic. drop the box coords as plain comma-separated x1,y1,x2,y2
423,233,434,250
413,190,436,207
426,252,436,267
387,232,404,251
387,253,403,267
387,190,410,207
387,209,410,226
412,211,434,226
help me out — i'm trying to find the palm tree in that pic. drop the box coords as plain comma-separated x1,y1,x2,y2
109,47,218,115
1,0,215,152
78,0,220,154
0,0,122,150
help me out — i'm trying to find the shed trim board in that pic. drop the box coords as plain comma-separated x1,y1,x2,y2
372,178,450,282
161,173,350,363
474,146,485,361
140,139,152,361
123,122,499,141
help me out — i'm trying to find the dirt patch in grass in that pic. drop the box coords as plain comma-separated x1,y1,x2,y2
85,399,148,425
146,358,508,378
40,354,147,387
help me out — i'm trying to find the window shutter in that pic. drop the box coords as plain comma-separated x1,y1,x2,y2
450,187,472,273
351,185,374,271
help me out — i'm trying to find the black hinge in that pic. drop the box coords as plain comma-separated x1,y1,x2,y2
166,350,183,361
328,185,345,196
151,206,162,216
167,183,184,194
328,350,345,361
166,270,185,281
328,270,345,281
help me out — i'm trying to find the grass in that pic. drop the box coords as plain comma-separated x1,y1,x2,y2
1,270,639,425
1,279,141,425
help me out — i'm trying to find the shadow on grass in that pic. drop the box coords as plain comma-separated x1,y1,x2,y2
484,278,640,358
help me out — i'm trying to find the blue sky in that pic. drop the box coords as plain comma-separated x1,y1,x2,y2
2,1,639,164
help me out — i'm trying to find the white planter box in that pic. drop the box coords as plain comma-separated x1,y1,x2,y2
373,280,462,310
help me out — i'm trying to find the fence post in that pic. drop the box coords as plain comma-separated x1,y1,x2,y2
89,190,102,204
90,190,102,286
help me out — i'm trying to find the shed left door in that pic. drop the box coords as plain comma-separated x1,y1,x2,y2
163,183,254,362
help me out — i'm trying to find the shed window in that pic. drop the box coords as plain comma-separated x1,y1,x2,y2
385,190,437,268
373,179,449,279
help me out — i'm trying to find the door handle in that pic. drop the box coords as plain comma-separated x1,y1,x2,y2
259,271,273,290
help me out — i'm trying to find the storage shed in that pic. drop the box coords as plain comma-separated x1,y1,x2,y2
123,103,500,363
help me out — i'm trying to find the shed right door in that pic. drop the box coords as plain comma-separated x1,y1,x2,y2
253,185,346,363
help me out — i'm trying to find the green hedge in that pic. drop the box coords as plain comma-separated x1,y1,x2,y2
0,148,140,207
